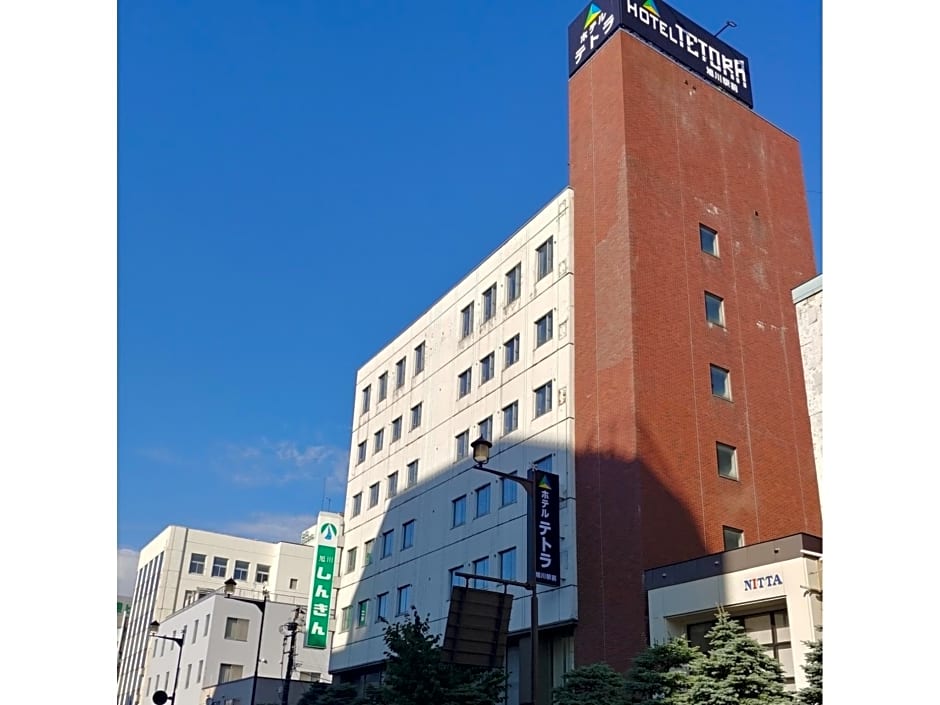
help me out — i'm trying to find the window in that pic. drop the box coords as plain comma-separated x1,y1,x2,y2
723,526,745,550
396,585,412,616
341,606,352,631
480,352,495,383
410,403,422,430
533,455,553,472
192,620,198,642
460,303,474,338
472,557,490,589
391,416,402,442
499,548,517,581
504,334,520,368
506,263,521,304
414,342,425,375
536,238,554,280
503,401,519,434
453,493,468,527
700,224,718,256
346,547,358,573
211,557,228,578
364,539,374,566
184,590,197,607
298,672,320,682
476,484,491,518
233,560,249,581
387,471,399,498
351,492,362,517
204,614,210,637
357,441,367,464
535,381,553,417
705,292,725,326
402,520,415,550
710,365,731,400
255,564,269,583
717,443,738,480
478,416,493,442
482,284,497,322
289,578,298,589
378,372,388,401
396,357,407,388
450,566,466,587
376,592,389,622
458,368,472,398
369,482,380,507
357,600,369,627
381,530,394,559
501,473,518,506
374,429,384,453
224,617,249,641
455,430,470,460
197,660,203,683
189,553,205,575
407,460,419,487
535,311,553,347
361,385,371,414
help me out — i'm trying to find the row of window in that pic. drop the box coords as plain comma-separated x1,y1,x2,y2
339,544,521,633
361,343,427,415
344,518,417,575
350,461,420,516
459,238,554,341
357,405,423,464
187,553,270,583
148,657,205,696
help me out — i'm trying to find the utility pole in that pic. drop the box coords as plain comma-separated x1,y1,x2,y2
280,606,303,705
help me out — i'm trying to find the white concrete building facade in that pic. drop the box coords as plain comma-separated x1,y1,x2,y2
144,591,329,705
330,189,577,702
117,527,316,705
794,275,823,505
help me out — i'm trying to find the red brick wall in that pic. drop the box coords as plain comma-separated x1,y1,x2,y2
568,31,821,670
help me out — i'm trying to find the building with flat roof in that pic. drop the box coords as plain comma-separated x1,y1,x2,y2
330,2,822,702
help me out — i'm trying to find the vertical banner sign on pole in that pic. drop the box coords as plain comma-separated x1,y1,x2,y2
306,521,338,648
534,469,561,587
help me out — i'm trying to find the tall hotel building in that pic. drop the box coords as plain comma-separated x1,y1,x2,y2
331,1,822,701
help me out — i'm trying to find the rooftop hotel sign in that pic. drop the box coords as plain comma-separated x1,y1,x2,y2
568,0,753,109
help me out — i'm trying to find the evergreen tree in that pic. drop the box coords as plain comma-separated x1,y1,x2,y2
683,608,791,705
623,637,702,705
796,639,822,705
296,681,360,705
553,662,628,705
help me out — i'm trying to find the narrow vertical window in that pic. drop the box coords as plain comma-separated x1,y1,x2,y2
460,303,474,338
414,342,425,374
710,365,731,400
536,238,554,280
705,292,725,326
700,224,718,256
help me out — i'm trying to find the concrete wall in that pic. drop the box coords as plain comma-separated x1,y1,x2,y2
794,275,823,504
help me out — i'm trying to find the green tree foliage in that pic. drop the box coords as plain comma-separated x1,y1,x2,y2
377,609,506,705
683,608,791,705
553,662,628,705
623,637,702,705
796,639,822,705
296,681,360,705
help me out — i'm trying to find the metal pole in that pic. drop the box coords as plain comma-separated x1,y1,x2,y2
527,470,539,705
170,627,186,704
250,594,267,705
280,618,299,705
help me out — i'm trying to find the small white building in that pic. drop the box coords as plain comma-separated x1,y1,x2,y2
117,526,318,705
144,589,330,705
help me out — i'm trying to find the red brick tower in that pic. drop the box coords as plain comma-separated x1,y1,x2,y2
568,10,822,670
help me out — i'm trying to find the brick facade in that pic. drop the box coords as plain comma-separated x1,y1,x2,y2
568,31,822,669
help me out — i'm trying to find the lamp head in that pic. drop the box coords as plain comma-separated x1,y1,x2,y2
148,620,160,636
223,578,237,596
471,437,492,465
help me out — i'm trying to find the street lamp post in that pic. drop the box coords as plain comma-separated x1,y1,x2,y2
224,578,268,705
148,621,187,705
471,437,540,705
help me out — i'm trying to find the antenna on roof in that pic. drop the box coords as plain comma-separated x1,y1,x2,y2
714,20,737,38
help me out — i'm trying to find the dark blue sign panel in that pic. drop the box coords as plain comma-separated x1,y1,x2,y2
532,469,561,587
620,0,752,107
567,1,620,78
568,0,753,109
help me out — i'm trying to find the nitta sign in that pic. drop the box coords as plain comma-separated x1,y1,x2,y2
305,521,338,649
568,0,753,109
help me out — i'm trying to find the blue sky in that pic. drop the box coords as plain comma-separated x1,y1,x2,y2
117,0,822,566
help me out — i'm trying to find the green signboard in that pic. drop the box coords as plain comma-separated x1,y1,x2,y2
306,521,338,649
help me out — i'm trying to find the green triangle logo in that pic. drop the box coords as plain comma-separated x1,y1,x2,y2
642,0,659,17
584,3,602,29
537,475,553,491
320,523,337,540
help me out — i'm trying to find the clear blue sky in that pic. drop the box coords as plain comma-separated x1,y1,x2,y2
118,0,821,556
